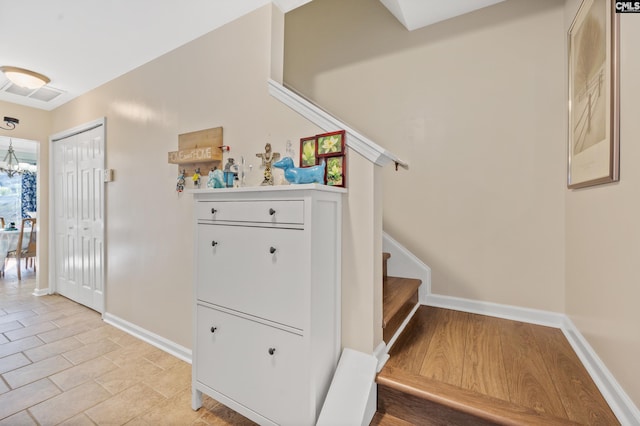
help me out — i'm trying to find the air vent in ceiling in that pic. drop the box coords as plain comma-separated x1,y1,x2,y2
0,81,64,103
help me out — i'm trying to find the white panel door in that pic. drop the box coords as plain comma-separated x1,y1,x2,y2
52,121,105,312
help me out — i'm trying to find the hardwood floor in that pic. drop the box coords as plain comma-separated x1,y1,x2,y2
376,306,619,425
0,265,256,425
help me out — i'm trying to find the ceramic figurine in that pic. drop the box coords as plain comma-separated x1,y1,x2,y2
256,143,280,186
223,158,236,188
211,169,225,188
176,170,186,192
192,168,201,188
273,157,325,184
206,169,216,188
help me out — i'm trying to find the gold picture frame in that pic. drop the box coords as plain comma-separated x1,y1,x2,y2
567,0,619,189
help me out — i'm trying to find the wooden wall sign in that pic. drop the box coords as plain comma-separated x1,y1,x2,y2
169,127,223,177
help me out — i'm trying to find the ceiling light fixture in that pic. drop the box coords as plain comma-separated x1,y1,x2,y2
1,139,22,177
0,66,50,90
0,116,19,131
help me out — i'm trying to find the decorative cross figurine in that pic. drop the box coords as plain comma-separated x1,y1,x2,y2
256,143,280,185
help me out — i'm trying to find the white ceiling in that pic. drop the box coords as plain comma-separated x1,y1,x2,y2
0,0,502,111
380,0,505,31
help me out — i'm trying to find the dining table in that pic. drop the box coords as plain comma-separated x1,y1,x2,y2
0,228,32,271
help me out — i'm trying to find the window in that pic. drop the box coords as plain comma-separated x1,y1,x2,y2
0,173,22,225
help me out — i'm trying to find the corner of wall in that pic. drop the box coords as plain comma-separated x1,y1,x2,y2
270,4,285,83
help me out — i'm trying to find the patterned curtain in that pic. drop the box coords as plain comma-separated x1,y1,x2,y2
21,171,37,219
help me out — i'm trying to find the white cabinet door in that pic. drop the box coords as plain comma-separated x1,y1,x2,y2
196,305,309,425
196,224,307,329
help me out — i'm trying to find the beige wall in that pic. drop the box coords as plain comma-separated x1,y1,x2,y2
0,101,51,290
284,0,640,408
564,0,640,405
285,0,567,311
50,5,322,349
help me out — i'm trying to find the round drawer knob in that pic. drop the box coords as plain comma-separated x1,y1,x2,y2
269,208,276,216
211,241,218,247
210,326,217,333
268,348,276,355
269,246,276,254
211,208,217,214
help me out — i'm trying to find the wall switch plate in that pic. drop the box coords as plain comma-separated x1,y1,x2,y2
104,169,114,182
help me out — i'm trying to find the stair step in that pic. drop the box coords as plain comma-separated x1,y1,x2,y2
370,412,415,426
383,252,391,278
376,366,579,425
382,276,421,343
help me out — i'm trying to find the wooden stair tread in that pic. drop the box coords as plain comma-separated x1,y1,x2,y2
370,412,415,426
376,366,580,426
383,276,421,328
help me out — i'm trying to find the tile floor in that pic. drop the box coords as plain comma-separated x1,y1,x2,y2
0,264,255,425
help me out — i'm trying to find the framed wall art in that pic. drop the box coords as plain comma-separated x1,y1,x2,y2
325,155,346,187
300,136,317,167
316,130,345,157
567,0,619,189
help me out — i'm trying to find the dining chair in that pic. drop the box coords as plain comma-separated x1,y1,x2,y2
5,218,36,280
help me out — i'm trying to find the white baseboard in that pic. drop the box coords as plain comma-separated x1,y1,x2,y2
32,287,50,297
426,294,640,425
426,293,565,328
103,312,192,364
562,317,640,425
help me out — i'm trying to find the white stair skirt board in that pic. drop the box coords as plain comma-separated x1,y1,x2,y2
103,313,192,364
426,294,640,425
383,231,431,304
385,303,421,354
317,348,378,426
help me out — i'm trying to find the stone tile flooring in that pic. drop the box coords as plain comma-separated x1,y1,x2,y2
0,266,255,425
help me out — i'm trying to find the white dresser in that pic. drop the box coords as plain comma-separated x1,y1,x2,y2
191,184,345,426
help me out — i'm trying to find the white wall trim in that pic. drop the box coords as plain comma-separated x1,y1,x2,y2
267,79,407,168
31,287,50,297
426,294,565,328
103,312,192,364
425,294,640,424
562,316,640,425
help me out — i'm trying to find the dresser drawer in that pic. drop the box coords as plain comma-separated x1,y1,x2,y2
196,305,309,425
196,200,304,225
196,224,306,329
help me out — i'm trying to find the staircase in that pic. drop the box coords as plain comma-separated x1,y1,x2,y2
372,304,619,425
382,252,421,344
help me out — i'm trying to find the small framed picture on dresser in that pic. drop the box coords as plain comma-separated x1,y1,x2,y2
316,130,345,157
300,136,317,167
325,155,346,187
